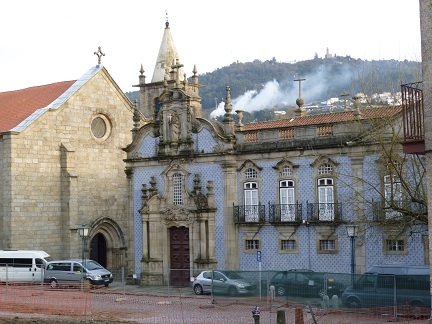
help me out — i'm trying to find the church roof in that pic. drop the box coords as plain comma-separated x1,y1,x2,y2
0,81,75,133
0,65,103,134
151,20,184,83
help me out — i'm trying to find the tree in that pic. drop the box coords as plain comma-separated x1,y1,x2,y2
338,105,427,238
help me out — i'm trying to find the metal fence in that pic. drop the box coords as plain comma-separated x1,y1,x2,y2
0,267,431,323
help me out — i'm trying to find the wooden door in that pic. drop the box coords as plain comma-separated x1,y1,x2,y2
170,226,190,286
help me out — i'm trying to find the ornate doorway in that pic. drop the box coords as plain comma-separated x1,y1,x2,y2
170,226,190,287
90,233,107,268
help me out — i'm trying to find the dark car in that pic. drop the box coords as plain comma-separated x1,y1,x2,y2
270,270,345,298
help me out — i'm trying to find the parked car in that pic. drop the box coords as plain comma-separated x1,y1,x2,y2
193,270,257,296
44,259,113,287
270,270,345,298
342,265,430,308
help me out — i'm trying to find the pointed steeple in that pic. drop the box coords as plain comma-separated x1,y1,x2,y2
151,14,184,83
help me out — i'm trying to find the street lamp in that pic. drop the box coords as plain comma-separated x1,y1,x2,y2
78,225,90,282
346,224,359,275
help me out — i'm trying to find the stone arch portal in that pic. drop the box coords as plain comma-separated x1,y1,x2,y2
89,218,126,273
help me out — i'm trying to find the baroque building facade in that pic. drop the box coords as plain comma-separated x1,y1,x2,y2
125,21,428,286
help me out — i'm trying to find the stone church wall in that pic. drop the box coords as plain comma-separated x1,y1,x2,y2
5,72,133,260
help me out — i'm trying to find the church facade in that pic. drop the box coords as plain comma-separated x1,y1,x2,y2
0,64,136,272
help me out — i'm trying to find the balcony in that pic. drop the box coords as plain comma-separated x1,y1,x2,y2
401,82,424,154
306,202,342,224
268,203,302,224
233,204,266,224
371,200,427,222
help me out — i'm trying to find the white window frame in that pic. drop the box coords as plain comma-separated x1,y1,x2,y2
244,182,259,222
318,178,334,220
279,180,295,221
244,239,261,252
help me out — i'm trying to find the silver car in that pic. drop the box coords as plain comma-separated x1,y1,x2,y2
193,270,257,296
44,259,113,287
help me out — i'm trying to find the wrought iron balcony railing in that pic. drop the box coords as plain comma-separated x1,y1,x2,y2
233,204,266,223
306,202,342,223
268,203,302,223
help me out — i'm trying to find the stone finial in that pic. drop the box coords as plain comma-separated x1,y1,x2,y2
192,65,198,84
141,184,148,205
149,176,157,196
183,73,188,91
235,110,244,126
193,174,201,194
133,100,140,132
139,64,146,86
224,86,233,118
206,181,214,208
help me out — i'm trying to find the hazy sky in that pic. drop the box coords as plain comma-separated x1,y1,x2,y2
0,0,421,93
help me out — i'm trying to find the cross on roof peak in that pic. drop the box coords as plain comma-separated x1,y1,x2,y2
94,46,105,65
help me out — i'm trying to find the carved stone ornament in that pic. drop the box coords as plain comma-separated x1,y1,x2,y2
163,206,192,227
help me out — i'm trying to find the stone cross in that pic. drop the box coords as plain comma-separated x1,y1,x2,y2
294,78,306,98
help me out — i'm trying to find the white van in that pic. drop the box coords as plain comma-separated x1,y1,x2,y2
0,250,53,282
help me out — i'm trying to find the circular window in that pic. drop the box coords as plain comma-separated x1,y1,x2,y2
91,117,106,138
91,114,111,141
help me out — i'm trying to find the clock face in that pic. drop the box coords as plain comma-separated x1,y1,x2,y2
91,114,111,141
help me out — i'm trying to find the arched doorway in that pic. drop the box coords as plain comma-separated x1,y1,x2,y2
90,233,107,268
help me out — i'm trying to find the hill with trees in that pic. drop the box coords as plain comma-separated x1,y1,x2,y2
125,56,421,123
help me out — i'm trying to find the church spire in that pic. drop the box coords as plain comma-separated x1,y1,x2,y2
151,14,184,83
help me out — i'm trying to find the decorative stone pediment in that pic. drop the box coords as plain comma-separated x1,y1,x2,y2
163,205,193,227
310,155,339,168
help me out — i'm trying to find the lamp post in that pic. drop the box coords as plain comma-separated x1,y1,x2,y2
303,219,311,270
78,225,90,283
346,224,359,277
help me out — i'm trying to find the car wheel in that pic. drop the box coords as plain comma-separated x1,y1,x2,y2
194,284,203,295
50,279,58,289
346,297,361,308
409,301,425,318
276,285,286,296
228,286,238,297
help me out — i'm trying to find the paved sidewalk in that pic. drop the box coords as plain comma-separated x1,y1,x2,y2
107,279,198,297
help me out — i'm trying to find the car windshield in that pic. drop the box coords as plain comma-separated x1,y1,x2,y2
84,260,104,270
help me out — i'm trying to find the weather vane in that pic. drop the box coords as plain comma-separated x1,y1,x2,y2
94,46,105,65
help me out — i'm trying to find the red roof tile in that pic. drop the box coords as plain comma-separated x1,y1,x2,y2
242,106,402,131
0,81,76,133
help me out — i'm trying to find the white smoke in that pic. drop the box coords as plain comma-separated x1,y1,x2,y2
209,64,355,119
